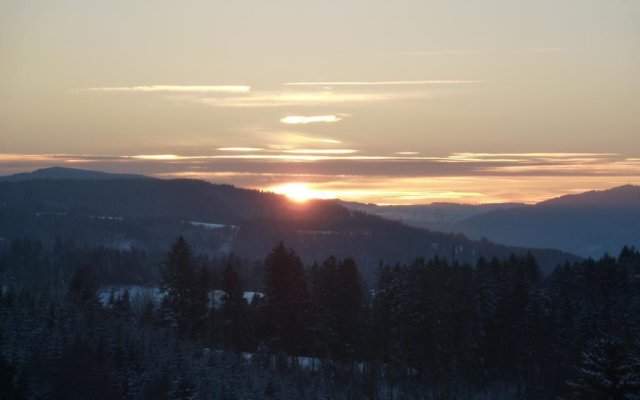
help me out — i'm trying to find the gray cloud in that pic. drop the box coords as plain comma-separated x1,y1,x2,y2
2,152,637,178
2,152,638,204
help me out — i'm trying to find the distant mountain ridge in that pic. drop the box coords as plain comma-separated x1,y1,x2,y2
456,185,640,258
535,184,640,207
2,167,635,260
0,167,578,279
0,166,150,181
341,201,525,232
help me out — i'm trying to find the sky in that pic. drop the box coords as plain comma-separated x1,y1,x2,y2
1,0,639,204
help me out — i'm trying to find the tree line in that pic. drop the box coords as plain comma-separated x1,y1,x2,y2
1,237,639,399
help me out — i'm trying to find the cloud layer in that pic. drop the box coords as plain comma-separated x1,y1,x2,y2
280,115,344,124
84,85,251,93
2,152,639,204
284,80,484,86
81,79,480,108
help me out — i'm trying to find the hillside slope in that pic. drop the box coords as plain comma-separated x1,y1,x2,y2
457,185,640,258
0,166,149,181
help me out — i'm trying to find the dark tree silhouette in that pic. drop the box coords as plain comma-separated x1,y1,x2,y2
221,262,249,351
159,236,209,339
310,256,363,360
263,241,309,355
570,336,640,400
68,264,100,308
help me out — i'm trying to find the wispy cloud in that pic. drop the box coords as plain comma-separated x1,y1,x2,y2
217,147,264,152
130,154,193,160
195,90,428,107
81,82,445,108
280,115,345,124
2,152,639,204
393,48,576,56
394,50,484,56
524,47,576,54
284,80,484,86
84,85,251,94
206,154,392,161
450,152,614,158
233,128,344,148
445,152,619,164
281,149,357,154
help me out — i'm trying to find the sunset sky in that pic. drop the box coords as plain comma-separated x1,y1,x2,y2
1,0,639,204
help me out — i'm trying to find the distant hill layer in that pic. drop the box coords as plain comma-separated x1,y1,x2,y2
456,185,640,258
0,166,149,181
342,186,640,258
341,201,525,233
0,167,577,279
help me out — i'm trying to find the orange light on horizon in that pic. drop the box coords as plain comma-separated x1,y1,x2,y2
269,182,343,203
271,183,316,203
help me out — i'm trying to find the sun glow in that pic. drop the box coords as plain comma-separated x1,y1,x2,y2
271,183,323,203
272,183,313,203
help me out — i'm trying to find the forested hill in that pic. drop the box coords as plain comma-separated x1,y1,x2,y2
0,168,578,279
1,238,638,399
457,185,640,258
0,166,148,181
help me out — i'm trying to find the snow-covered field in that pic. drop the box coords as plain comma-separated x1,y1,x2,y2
99,285,262,308
188,221,239,230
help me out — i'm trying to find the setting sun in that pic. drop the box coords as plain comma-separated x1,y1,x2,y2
271,183,316,203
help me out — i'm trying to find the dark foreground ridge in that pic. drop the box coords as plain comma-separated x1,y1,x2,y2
1,238,638,399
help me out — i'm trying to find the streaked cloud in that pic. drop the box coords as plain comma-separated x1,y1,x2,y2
450,152,615,158
0,151,640,177
230,128,344,149
445,152,619,163
394,50,484,56
262,175,638,205
280,115,344,124
524,47,576,54
267,134,343,146
81,81,467,108
207,154,391,161
195,90,427,107
217,147,264,152
130,154,187,160
2,152,639,204
281,149,357,154
84,85,251,94
242,174,640,205
0,154,61,162
268,179,486,203
393,48,576,56
284,80,484,86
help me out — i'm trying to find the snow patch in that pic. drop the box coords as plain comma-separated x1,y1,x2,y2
99,285,262,308
188,221,230,230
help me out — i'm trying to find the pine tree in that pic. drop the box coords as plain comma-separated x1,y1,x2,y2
159,236,209,339
113,289,132,319
310,256,363,360
221,262,248,351
570,336,640,400
169,377,196,400
371,264,395,364
68,264,100,309
263,242,309,356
